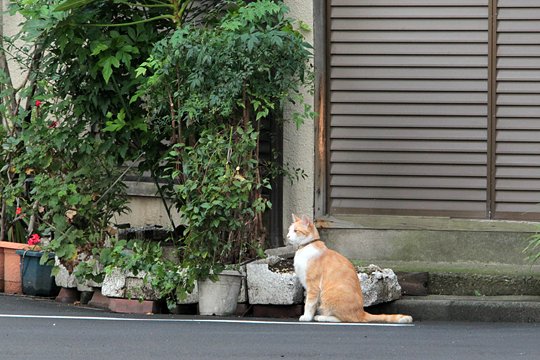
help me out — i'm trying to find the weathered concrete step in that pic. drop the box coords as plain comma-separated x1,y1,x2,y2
369,295,540,323
394,270,540,297
427,272,540,296
351,261,540,296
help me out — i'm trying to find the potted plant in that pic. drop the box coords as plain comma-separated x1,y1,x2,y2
0,126,32,294
164,125,267,315
1,0,154,297
16,233,59,297
138,0,313,315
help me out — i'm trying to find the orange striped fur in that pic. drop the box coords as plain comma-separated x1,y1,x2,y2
287,214,413,324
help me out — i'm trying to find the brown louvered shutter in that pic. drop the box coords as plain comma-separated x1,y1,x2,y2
328,0,489,217
494,0,540,219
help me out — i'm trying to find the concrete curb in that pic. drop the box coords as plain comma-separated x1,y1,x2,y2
370,295,540,323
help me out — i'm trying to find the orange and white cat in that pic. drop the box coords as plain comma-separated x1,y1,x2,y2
287,214,413,324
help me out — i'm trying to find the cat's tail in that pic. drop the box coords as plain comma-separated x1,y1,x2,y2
360,311,413,324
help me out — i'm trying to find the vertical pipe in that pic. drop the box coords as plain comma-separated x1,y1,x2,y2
313,0,328,218
487,0,497,219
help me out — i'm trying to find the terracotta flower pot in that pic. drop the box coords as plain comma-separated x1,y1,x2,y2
0,241,29,294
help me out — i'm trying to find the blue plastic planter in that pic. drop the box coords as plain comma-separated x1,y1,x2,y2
15,250,59,297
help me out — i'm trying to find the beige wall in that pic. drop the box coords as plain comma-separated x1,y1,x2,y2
282,0,316,231
2,1,26,89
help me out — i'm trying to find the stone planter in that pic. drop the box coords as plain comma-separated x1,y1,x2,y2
102,267,161,300
246,257,402,307
101,268,164,313
246,257,303,305
54,260,77,289
55,257,103,290
54,256,102,303
0,241,29,294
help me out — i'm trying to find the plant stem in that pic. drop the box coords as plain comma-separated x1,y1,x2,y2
95,152,146,205
116,1,174,9
85,14,175,27
152,173,177,230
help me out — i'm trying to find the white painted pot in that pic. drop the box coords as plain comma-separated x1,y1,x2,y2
197,270,242,316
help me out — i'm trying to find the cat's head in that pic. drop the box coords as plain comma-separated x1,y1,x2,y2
286,214,320,247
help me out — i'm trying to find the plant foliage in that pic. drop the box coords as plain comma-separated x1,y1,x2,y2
1,0,313,305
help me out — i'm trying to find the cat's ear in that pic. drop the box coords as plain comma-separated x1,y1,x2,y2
301,215,312,226
292,214,301,222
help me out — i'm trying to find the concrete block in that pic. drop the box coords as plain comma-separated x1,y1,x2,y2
88,288,110,309
108,298,162,314
55,287,80,304
54,255,103,291
101,268,126,298
357,264,402,307
54,260,78,289
76,281,94,293
124,272,161,301
102,268,162,301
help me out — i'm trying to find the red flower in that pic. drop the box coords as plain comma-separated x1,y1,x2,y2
27,233,41,246
35,100,42,107
16,207,22,215
48,121,58,128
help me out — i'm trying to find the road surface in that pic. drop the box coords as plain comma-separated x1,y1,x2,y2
0,294,538,359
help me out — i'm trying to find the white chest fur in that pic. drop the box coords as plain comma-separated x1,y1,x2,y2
294,245,323,288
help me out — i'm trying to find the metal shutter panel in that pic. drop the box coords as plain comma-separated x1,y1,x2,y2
495,0,540,219
329,0,489,216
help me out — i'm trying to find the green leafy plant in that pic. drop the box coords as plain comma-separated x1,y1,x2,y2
135,0,314,294
95,237,187,308
1,0,313,306
1,0,163,275
4,105,131,271
165,125,269,281
524,233,540,263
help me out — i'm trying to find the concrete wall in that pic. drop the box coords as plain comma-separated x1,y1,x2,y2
282,0,316,232
114,182,182,228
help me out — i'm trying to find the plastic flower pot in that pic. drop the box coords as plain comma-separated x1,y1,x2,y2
197,270,243,316
15,250,59,297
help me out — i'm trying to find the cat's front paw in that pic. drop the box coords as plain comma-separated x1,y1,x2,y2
299,314,313,322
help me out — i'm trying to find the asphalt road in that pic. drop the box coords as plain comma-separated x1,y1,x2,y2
1,294,538,360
